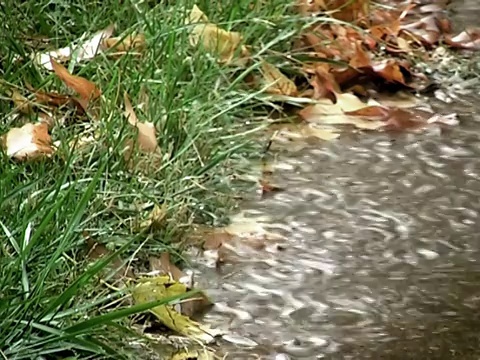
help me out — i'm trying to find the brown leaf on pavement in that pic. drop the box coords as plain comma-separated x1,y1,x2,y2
445,28,480,50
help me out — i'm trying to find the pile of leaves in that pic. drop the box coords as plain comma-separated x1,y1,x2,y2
183,1,477,141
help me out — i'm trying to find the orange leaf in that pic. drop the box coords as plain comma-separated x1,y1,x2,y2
371,59,406,84
50,58,101,102
349,41,371,68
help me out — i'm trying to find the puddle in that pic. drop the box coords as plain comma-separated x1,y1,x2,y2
197,3,480,359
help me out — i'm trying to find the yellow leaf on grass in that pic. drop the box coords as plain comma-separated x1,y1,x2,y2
132,276,220,344
2,122,54,161
186,5,248,65
260,61,298,96
50,58,101,103
123,92,158,153
149,253,213,317
10,89,34,114
299,93,386,130
102,33,146,52
139,203,168,230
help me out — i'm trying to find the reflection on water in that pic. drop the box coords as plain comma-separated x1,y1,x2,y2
198,4,480,360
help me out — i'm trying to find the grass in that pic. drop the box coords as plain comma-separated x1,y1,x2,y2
0,0,307,358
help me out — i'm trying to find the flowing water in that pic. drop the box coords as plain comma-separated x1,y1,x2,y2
199,3,480,359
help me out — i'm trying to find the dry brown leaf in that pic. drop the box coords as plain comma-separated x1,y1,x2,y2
102,33,146,52
50,58,101,103
260,61,297,96
149,252,185,282
85,232,134,283
123,92,158,153
187,5,249,65
2,122,54,161
299,93,386,130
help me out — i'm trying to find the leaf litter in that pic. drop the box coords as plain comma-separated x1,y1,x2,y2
184,1,471,149
2,1,480,358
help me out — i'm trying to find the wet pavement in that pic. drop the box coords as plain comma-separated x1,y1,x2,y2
198,2,480,359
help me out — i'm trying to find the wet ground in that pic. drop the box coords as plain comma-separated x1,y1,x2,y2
199,2,480,359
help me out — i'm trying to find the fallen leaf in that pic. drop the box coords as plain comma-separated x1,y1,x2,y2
34,25,115,69
260,61,297,96
186,5,249,65
149,253,213,318
150,252,185,283
299,93,387,130
132,276,221,343
123,92,158,153
102,33,146,53
50,58,101,103
85,232,134,282
2,122,54,160
445,28,480,50
10,89,34,114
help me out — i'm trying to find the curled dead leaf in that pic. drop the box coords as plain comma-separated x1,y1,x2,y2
50,58,101,103
123,92,158,153
2,122,54,161
102,33,146,53
186,5,249,65
260,61,297,96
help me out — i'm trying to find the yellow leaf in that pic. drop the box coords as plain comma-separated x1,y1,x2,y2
132,276,220,344
102,33,146,52
260,61,298,96
149,253,213,317
2,122,54,161
139,203,167,230
186,5,249,65
170,349,216,360
10,89,33,114
123,92,158,153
